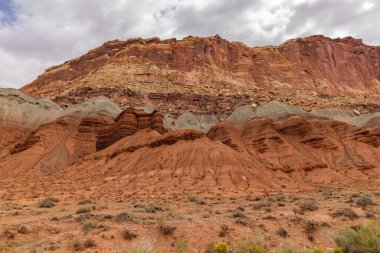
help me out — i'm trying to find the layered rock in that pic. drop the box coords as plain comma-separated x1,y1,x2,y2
1,89,379,191
208,115,380,183
22,35,380,100
96,108,166,150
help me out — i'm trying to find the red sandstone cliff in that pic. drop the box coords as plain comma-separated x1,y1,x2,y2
21,35,380,99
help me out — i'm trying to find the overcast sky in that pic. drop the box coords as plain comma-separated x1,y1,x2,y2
0,0,379,88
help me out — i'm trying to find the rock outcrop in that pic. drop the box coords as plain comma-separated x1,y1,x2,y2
1,89,379,191
22,35,380,100
96,108,166,150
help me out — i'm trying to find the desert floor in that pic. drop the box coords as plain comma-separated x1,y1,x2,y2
0,178,379,252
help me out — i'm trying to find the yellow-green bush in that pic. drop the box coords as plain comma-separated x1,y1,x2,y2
333,219,380,253
213,242,230,253
246,245,269,253
332,246,343,253
313,246,324,253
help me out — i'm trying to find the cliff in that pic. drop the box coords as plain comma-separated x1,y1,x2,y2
22,35,380,99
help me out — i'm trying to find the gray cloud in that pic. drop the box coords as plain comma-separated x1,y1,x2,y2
0,0,379,88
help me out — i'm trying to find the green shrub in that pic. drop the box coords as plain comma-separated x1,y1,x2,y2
333,220,380,253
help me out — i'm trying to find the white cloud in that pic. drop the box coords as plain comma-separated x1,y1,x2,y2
0,0,379,88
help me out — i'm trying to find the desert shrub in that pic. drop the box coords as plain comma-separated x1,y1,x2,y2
75,213,95,222
356,196,376,207
331,208,358,220
313,246,325,253
122,228,137,240
145,204,164,213
83,238,96,248
332,246,343,253
234,245,269,253
37,197,58,208
160,225,176,235
213,242,229,253
115,212,133,223
219,224,229,237
275,247,308,253
276,193,286,202
157,215,176,235
247,245,269,253
76,206,92,214
276,228,288,238
0,244,8,253
242,230,266,249
69,238,83,252
131,238,155,253
189,195,206,205
77,199,92,205
333,220,380,253
82,222,97,233
175,237,187,253
236,218,248,226
232,210,246,218
298,199,318,212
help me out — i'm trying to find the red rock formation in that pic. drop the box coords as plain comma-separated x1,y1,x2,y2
208,115,380,184
22,35,380,99
96,108,166,150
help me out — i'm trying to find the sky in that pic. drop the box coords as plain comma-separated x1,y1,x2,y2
0,0,379,88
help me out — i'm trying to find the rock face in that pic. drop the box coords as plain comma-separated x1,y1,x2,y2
208,116,380,184
96,108,166,150
22,35,380,99
0,89,379,191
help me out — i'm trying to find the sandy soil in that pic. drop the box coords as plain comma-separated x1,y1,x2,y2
0,178,379,252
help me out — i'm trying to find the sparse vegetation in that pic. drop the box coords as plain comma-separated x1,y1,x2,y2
189,195,206,205
175,237,188,253
122,228,137,240
160,224,177,235
219,224,229,237
37,197,59,208
276,227,288,238
331,208,358,220
145,204,164,213
333,220,380,253
298,199,318,212
157,215,176,235
213,242,229,253
76,206,92,214
82,221,98,233
69,238,83,252
115,212,133,223
131,238,155,253
356,196,376,207
77,198,92,205
84,238,96,248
